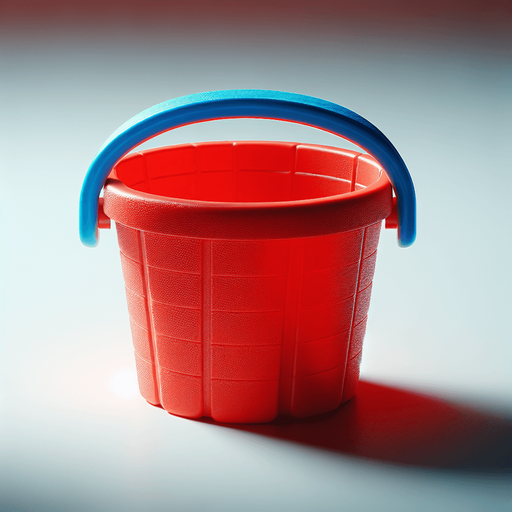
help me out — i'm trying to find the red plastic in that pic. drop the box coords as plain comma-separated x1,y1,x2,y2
97,198,111,229
103,141,393,423
385,196,398,229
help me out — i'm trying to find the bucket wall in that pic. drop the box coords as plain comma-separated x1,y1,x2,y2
115,221,381,423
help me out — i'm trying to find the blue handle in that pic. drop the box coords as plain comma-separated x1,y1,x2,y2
80,90,416,247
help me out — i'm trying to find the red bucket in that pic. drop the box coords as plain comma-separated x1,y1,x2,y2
104,141,391,422
80,91,415,423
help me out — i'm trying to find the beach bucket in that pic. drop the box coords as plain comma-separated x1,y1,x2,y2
80,90,416,423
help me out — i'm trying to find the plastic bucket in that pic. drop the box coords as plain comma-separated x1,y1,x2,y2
80,90,416,423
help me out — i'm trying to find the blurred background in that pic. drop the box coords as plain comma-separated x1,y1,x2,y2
0,1,511,511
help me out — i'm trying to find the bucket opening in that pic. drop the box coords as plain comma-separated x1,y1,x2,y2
112,141,384,205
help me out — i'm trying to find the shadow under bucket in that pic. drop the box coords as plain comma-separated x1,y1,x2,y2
80,90,416,424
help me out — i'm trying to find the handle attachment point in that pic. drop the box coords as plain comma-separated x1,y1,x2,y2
385,196,398,230
98,198,111,230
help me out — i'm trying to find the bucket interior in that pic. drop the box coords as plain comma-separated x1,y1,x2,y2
113,141,383,203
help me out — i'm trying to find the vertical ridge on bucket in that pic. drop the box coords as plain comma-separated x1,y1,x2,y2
341,220,382,402
209,238,287,423
279,238,304,416
115,224,161,406
141,232,204,418
340,225,367,405
289,229,365,418
139,231,162,407
201,240,212,418
349,155,360,192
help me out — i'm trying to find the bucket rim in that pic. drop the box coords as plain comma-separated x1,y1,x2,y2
103,142,393,240
105,171,390,210
106,142,390,211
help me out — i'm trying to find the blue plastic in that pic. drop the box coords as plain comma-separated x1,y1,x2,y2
80,90,416,247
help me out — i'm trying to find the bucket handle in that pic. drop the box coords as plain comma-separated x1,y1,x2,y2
80,90,416,247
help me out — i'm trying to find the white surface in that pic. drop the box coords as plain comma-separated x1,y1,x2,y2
1,3,511,511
